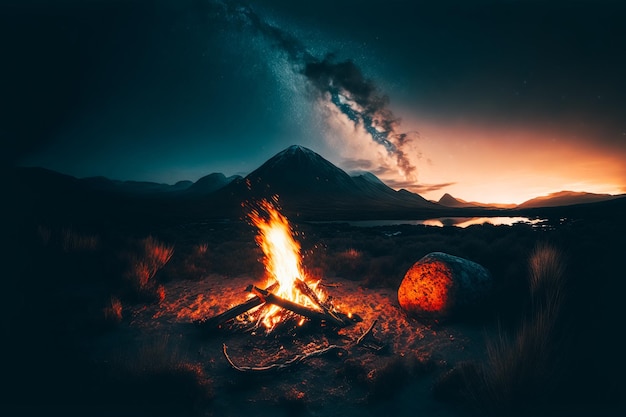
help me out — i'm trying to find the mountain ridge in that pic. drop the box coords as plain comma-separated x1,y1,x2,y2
14,146,624,217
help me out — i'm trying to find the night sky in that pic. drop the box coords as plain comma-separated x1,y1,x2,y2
5,0,626,204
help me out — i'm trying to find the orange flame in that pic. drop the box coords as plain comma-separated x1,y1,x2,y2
248,198,325,331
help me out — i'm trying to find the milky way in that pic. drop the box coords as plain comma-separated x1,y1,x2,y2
215,0,419,181
8,0,626,203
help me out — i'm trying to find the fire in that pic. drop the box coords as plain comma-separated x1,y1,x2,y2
248,198,325,331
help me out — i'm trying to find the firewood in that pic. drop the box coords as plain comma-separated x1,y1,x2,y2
194,283,278,329
356,319,378,346
223,343,344,372
249,285,346,327
221,319,380,372
294,278,345,326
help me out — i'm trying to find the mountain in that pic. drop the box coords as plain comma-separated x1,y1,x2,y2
30,145,626,221
186,173,241,195
436,193,517,209
517,191,624,209
243,145,356,196
81,177,193,194
211,145,442,218
438,193,479,208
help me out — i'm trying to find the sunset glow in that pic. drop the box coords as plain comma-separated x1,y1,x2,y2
414,123,626,204
327,116,626,205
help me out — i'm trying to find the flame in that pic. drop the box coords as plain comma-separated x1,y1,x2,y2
248,198,325,331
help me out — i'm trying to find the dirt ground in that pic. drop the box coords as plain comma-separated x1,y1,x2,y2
93,273,491,417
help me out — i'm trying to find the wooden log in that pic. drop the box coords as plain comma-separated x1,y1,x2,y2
223,343,344,372
222,319,381,373
294,278,345,326
194,283,278,329
249,285,346,327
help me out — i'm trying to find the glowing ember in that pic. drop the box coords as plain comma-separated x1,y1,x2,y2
248,198,326,331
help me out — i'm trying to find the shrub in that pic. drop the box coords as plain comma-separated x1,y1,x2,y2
124,236,174,301
103,296,123,324
434,243,569,415
96,336,213,416
61,227,100,252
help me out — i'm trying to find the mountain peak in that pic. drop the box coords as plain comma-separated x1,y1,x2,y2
241,145,354,196
285,144,311,153
273,144,320,161
438,193,481,208
438,193,462,206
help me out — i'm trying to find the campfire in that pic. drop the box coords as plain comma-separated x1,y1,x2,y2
194,198,376,370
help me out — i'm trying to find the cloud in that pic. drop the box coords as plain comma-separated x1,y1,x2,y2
392,181,456,194
340,158,374,171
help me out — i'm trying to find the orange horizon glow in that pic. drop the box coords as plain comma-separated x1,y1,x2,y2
413,122,626,204
327,115,626,205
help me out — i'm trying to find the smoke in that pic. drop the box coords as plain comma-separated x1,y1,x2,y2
214,1,419,181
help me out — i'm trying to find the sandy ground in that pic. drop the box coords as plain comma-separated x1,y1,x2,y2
92,273,491,416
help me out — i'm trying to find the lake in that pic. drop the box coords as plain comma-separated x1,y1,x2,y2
317,216,547,228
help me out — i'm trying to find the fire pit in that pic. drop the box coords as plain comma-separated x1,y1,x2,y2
193,198,379,371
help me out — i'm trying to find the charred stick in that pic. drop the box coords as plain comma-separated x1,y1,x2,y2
249,285,345,327
355,319,378,346
294,278,344,326
223,343,344,372
194,283,278,329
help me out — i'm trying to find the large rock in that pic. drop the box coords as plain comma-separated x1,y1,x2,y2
397,252,492,319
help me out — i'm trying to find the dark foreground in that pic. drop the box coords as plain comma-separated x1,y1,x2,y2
5,186,626,416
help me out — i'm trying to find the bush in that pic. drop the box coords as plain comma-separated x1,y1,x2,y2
123,236,174,301
434,243,569,415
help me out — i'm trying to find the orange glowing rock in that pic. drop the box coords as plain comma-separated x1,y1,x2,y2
398,252,492,319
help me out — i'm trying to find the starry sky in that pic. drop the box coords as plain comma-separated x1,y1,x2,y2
5,0,626,204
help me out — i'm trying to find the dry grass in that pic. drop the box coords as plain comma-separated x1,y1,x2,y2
100,335,213,415
61,227,100,252
124,236,174,300
103,296,123,324
194,242,209,256
434,242,568,415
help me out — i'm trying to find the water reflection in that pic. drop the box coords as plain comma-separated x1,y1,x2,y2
326,217,546,228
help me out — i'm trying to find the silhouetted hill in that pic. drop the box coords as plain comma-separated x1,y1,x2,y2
81,177,193,194
436,193,517,209
186,173,241,195
17,145,625,222
209,145,442,218
244,145,356,196
518,191,623,208
438,193,479,208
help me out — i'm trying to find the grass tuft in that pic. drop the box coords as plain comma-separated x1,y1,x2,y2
124,236,174,301
434,242,569,415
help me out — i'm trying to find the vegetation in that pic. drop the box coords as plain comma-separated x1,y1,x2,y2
6,202,626,416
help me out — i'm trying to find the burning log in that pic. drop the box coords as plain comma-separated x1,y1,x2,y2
248,285,346,327
194,283,279,330
294,278,345,326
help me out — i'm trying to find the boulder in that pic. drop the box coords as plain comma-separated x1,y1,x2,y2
397,252,492,319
